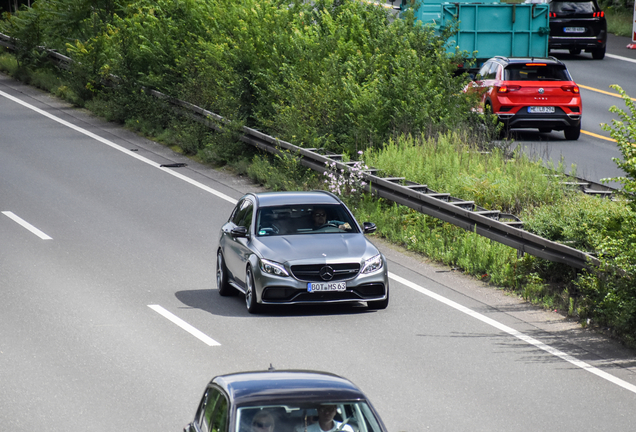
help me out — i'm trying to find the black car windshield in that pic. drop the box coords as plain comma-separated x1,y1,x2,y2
551,1,596,14
257,204,359,236
504,64,571,81
236,402,383,432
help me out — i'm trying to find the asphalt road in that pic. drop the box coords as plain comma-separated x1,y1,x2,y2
2,70,636,432
509,33,636,188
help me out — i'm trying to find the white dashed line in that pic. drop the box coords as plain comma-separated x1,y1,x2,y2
148,305,221,347
2,211,52,240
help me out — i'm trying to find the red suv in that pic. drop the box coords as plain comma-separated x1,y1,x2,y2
467,56,582,140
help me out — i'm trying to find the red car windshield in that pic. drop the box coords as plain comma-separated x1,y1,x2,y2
504,64,572,81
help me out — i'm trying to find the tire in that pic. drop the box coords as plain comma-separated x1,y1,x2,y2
564,124,581,140
591,47,605,60
245,267,261,314
217,251,235,296
538,128,552,134
367,285,389,310
569,48,581,55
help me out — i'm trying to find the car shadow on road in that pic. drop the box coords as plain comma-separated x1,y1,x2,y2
174,288,375,318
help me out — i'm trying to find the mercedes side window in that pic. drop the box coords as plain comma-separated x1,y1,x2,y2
231,199,253,228
237,201,253,229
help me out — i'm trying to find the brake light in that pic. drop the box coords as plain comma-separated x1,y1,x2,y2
549,12,556,17
499,85,521,93
593,11,604,17
561,85,580,94
526,63,547,67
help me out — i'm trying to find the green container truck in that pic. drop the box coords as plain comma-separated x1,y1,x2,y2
399,0,550,71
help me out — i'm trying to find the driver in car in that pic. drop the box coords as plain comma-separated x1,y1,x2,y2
311,207,351,231
296,404,354,432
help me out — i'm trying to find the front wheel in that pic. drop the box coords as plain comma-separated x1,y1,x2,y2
245,267,261,314
564,124,581,140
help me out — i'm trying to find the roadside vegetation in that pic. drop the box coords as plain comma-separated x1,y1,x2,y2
600,0,635,37
2,0,635,347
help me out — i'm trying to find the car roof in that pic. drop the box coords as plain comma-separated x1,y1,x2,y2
251,191,342,207
491,56,566,66
211,370,368,406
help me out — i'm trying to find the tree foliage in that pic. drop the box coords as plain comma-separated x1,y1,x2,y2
601,85,636,208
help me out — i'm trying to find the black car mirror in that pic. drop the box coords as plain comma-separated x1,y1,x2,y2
363,222,377,234
231,226,249,237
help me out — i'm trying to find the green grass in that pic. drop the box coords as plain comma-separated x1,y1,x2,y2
603,5,635,37
363,133,574,215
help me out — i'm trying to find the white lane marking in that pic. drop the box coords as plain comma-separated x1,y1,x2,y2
2,211,52,240
3,85,633,392
606,53,636,64
389,272,636,395
148,304,220,347
0,89,238,205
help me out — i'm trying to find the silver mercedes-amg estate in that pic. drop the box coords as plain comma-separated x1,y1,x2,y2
216,191,389,313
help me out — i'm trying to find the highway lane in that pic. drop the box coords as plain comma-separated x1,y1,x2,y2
510,34,636,188
2,74,636,432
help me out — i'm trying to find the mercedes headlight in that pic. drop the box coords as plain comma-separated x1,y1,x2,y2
259,258,289,277
361,254,383,274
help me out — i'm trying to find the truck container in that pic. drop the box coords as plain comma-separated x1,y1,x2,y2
400,0,550,71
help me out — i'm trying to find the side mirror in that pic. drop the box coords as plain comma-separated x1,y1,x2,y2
231,226,249,237
363,222,377,234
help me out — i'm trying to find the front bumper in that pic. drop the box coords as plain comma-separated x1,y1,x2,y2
253,259,389,305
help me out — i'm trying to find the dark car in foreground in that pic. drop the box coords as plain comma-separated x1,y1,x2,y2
466,56,582,140
547,0,607,59
184,370,389,432
216,191,389,313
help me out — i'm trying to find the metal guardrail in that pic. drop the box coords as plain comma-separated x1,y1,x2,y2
0,32,73,69
0,31,605,269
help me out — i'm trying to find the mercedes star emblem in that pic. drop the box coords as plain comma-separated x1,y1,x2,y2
319,266,335,281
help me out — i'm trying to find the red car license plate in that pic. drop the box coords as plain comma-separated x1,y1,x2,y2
529,106,555,113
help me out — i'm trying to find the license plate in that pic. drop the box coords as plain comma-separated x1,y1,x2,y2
528,106,555,113
564,27,586,33
307,282,346,292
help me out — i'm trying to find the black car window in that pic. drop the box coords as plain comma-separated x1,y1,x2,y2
504,63,571,81
551,1,596,14
199,388,229,432
256,204,359,236
231,199,254,228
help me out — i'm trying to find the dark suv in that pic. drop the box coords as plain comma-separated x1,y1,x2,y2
548,0,607,59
